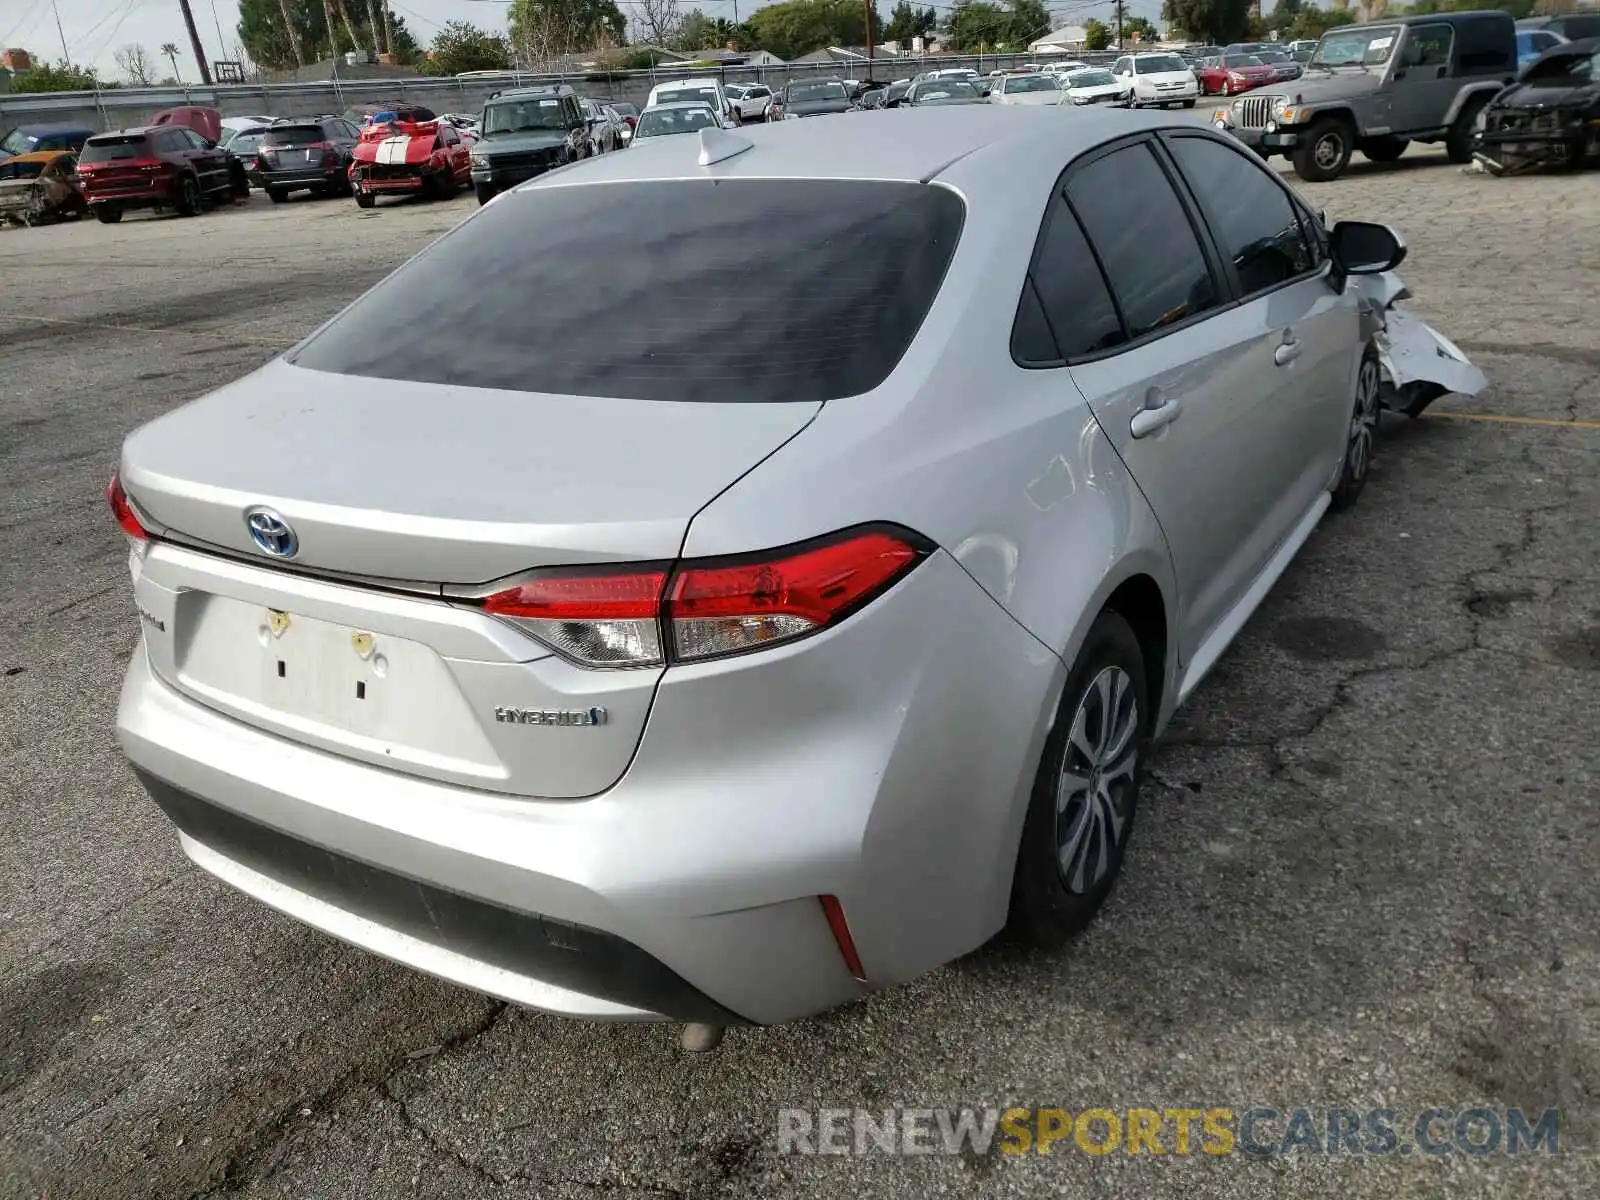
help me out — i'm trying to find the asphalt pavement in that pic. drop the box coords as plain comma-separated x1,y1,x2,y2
1,142,1597,1200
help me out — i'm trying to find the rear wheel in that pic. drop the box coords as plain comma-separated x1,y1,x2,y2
175,174,201,217
1361,136,1409,163
94,203,123,224
1446,95,1489,164
1008,611,1148,947
267,187,287,203
1332,351,1381,510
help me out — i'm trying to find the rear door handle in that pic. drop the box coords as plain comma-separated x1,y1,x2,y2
1131,397,1183,439
1274,338,1303,366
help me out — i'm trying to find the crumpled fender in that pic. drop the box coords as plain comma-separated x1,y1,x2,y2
1349,271,1487,408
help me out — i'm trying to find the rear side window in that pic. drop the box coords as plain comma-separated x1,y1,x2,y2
79,135,149,164
1167,136,1314,295
1066,144,1219,341
1014,197,1124,363
292,180,965,403
262,124,325,146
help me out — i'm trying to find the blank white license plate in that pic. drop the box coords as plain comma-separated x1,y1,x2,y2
176,596,444,738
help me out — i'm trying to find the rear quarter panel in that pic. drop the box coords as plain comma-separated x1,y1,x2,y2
680,130,1179,707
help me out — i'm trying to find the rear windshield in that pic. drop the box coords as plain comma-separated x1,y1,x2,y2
636,107,718,136
0,159,47,180
788,81,848,101
291,180,965,403
79,136,150,164
661,86,720,107
262,124,325,145
1135,55,1187,73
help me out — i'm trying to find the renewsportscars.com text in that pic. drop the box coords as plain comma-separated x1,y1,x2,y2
776,1106,1560,1158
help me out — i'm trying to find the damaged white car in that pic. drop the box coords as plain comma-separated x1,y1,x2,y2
1352,270,1488,418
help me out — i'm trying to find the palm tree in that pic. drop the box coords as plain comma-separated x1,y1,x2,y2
160,42,182,82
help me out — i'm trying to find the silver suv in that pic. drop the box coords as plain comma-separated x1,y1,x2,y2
112,110,1401,1031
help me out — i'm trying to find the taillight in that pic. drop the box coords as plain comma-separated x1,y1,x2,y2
107,474,148,541
482,565,670,667
474,525,931,669
666,528,924,662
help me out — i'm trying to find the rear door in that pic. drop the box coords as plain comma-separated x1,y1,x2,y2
1058,138,1296,660
1162,131,1355,548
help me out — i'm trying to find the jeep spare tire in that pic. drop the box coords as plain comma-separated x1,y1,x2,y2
1293,115,1354,182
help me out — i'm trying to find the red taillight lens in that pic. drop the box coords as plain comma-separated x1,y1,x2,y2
666,528,924,662
107,474,148,541
482,565,669,667
474,526,929,669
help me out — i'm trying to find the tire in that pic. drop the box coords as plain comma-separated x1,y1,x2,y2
1332,351,1381,510
474,182,496,206
1183,99,1196,108
94,203,123,224
1446,96,1489,164
355,190,375,209
1361,136,1408,163
267,187,287,204
175,174,201,217
1008,610,1148,948
1292,115,1354,182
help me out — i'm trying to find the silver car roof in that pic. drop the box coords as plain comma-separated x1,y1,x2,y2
519,107,1183,187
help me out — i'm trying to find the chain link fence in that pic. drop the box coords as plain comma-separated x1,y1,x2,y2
1,53,1128,132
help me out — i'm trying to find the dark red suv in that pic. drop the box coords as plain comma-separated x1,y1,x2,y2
76,125,242,223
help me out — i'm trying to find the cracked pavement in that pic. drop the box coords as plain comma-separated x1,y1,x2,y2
1,146,1597,1200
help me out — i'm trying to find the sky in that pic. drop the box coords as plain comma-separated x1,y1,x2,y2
5,0,1174,80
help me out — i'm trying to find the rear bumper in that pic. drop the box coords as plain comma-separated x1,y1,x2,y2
137,769,743,1023
82,183,171,207
116,550,1060,1025
260,166,343,190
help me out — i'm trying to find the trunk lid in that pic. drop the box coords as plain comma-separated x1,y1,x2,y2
123,360,820,799
121,359,819,583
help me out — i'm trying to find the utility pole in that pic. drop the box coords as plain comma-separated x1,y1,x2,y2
1115,0,1125,49
51,0,70,64
176,0,215,83
383,0,395,56
864,0,874,65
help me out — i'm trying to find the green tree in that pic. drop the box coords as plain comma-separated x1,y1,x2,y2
883,1,938,43
508,0,628,60
6,57,109,92
237,0,418,70
1123,14,1158,40
1269,0,1303,30
742,0,880,60
419,20,511,74
673,8,718,48
1160,0,1252,44
1082,17,1112,50
1285,6,1357,39
946,0,1049,51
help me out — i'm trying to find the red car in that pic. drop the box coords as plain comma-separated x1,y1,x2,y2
76,123,245,223
348,115,471,208
1197,54,1276,96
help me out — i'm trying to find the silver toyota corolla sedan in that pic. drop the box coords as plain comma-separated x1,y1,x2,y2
112,108,1402,1030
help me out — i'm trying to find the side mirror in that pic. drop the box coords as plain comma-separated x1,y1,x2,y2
1329,220,1406,290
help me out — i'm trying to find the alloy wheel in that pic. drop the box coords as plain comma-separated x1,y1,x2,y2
1055,666,1139,894
1348,356,1380,483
